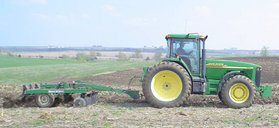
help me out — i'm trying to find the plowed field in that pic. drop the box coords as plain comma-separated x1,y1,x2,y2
1,57,279,127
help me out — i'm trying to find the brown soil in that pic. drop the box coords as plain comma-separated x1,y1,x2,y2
1,57,279,127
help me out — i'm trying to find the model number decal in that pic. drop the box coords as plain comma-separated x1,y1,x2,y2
48,90,64,93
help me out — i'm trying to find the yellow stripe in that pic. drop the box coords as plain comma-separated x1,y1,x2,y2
206,66,253,69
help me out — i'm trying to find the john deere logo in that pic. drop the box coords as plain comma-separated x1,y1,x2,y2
206,63,253,69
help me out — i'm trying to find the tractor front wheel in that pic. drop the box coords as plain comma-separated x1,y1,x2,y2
142,61,192,108
220,75,255,108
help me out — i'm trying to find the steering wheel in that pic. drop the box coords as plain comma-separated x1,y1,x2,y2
178,51,197,66
178,50,194,59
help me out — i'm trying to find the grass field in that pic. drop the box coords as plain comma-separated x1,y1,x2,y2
0,56,156,84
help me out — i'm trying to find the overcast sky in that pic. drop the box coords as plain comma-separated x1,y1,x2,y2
0,0,279,50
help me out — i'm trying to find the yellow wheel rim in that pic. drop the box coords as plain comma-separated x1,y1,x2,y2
229,83,249,103
151,70,182,102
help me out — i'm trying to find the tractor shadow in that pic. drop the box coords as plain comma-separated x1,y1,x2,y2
104,95,228,108
104,100,228,109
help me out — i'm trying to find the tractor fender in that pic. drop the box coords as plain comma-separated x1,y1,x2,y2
217,71,241,94
164,60,193,80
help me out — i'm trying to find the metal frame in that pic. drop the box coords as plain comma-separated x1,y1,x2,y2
22,81,140,99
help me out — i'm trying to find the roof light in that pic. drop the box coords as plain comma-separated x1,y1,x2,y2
200,36,204,39
167,35,171,38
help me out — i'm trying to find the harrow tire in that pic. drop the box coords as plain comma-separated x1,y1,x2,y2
142,61,192,108
220,75,255,108
73,97,87,107
35,94,55,108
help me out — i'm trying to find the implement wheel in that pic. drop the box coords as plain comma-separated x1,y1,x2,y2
73,97,87,107
142,61,192,108
220,75,255,108
35,94,55,107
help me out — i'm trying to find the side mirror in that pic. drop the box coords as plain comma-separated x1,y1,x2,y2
204,35,208,41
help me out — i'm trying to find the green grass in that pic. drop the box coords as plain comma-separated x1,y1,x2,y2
0,56,156,84
221,118,241,124
0,55,76,68
270,120,279,123
104,122,111,127
30,119,44,126
91,120,98,126
243,116,259,123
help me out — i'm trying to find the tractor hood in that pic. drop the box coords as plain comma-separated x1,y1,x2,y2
205,59,261,80
206,59,261,69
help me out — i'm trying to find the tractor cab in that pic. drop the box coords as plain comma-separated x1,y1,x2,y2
165,34,207,76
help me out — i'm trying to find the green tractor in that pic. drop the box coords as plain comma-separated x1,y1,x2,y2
141,33,272,108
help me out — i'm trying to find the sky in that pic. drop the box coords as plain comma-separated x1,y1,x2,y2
0,0,279,50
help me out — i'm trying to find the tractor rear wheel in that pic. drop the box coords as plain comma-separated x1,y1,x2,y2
218,93,223,103
142,61,192,108
220,75,255,108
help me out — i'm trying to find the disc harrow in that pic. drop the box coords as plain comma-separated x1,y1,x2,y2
19,81,140,107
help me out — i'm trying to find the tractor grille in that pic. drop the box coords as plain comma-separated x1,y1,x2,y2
255,69,261,87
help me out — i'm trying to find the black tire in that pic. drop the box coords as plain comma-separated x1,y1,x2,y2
142,61,192,108
220,75,255,108
35,94,55,108
218,93,223,103
73,97,87,107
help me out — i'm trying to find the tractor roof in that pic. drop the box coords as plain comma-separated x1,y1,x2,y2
166,34,204,39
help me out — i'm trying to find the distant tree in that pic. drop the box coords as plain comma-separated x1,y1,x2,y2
260,46,269,57
90,50,97,60
116,52,129,61
76,53,91,62
145,57,150,61
153,51,162,61
96,52,102,56
18,54,21,58
7,52,14,57
60,54,70,59
131,49,143,58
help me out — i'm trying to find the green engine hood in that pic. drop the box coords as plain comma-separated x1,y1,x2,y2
205,59,260,81
206,59,261,69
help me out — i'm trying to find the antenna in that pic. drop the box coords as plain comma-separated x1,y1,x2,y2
184,20,188,33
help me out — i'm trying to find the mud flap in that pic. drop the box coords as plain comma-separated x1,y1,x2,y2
257,85,272,97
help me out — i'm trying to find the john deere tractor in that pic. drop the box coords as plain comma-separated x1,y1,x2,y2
141,33,272,108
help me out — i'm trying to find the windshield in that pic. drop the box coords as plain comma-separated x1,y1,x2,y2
169,38,200,74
